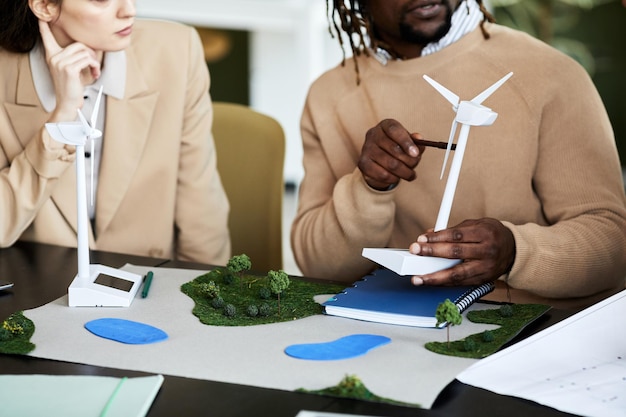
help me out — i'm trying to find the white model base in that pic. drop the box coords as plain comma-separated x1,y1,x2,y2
68,264,143,307
362,248,461,276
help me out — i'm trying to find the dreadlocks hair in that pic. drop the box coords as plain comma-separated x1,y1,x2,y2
326,0,496,84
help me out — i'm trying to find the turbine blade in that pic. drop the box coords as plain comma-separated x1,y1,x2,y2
471,72,513,105
45,122,85,145
90,86,104,129
76,109,91,136
440,120,458,179
423,74,459,107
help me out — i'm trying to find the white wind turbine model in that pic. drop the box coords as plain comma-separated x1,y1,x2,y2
362,72,513,276
45,86,142,307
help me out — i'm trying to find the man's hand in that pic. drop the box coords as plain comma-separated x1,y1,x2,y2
358,119,425,190
409,218,516,287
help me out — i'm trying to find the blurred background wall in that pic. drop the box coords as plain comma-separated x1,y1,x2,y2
138,0,626,186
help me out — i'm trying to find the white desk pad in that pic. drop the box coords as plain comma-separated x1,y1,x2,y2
24,265,494,408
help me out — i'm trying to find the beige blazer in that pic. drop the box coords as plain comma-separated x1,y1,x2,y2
0,19,231,265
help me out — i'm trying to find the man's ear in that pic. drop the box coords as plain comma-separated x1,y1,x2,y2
29,0,60,22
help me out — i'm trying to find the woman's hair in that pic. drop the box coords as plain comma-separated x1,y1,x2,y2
0,0,61,53
326,0,495,83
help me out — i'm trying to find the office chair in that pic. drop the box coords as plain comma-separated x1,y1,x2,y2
212,102,285,272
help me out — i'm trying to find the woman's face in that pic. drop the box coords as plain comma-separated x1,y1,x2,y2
49,0,136,51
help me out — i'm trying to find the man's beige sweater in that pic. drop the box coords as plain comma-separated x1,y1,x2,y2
291,24,626,309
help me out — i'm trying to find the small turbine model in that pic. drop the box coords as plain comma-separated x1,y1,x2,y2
362,72,513,276
45,87,142,307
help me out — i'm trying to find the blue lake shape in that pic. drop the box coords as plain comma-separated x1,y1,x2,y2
84,318,168,344
285,334,391,360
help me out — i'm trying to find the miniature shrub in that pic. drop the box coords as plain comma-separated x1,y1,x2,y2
258,303,271,317
223,273,235,285
223,303,237,317
482,330,494,343
2,319,24,335
0,326,10,341
463,338,476,352
499,304,514,317
259,287,271,300
247,305,259,317
199,281,220,299
211,296,225,309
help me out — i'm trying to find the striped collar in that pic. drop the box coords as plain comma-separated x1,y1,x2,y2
373,0,483,64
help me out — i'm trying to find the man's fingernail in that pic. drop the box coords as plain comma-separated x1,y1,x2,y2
409,242,420,254
412,276,424,286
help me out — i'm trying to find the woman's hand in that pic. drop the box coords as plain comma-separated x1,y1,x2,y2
38,20,101,122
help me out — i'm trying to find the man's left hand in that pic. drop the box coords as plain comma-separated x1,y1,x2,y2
408,218,515,287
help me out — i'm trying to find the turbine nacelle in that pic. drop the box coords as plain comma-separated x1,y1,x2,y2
45,86,104,146
456,101,498,126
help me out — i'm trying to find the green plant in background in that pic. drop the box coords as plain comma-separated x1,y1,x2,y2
487,0,626,167
488,0,613,75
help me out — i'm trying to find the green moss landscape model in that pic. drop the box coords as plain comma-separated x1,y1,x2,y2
181,254,346,326
182,254,550,359
426,301,550,359
296,374,420,408
0,253,549,362
0,311,35,354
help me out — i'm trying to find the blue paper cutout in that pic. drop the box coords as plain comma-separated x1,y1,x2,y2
284,334,391,360
84,318,168,344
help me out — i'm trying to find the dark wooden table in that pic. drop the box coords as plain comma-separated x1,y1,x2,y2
0,242,577,417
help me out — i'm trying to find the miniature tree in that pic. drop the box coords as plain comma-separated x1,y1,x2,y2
211,296,225,309
435,299,462,348
258,303,271,317
247,305,259,317
223,303,237,317
482,330,495,343
463,338,476,352
499,304,514,317
226,254,252,288
258,286,271,300
268,270,290,315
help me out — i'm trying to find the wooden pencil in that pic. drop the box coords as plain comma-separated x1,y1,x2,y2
414,139,456,150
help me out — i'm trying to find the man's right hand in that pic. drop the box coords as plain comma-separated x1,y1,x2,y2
357,119,425,190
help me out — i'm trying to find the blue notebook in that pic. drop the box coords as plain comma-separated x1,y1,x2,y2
323,269,494,328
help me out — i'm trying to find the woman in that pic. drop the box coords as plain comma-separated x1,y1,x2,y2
0,0,231,264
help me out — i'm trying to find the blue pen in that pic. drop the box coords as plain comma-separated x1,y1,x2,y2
141,271,154,298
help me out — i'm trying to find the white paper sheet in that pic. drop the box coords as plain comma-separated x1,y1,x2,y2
458,289,626,417
23,265,496,408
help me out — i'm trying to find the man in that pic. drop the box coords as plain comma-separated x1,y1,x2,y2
290,0,626,309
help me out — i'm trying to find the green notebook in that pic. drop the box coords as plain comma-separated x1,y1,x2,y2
0,374,164,417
